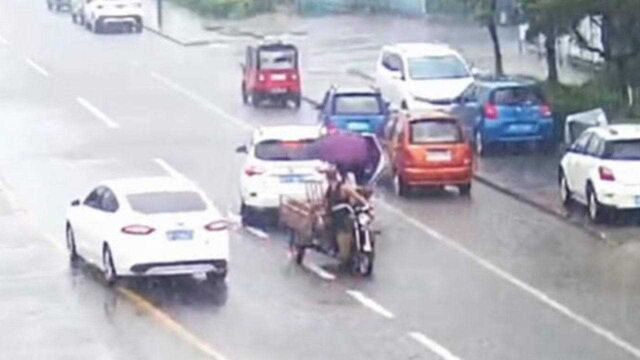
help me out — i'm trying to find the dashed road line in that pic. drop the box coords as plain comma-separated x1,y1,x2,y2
378,201,640,359
24,57,50,77
408,332,462,360
346,290,395,319
154,158,187,180
150,71,253,131
245,226,269,240
76,97,120,129
303,262,336,281
117,288,230,360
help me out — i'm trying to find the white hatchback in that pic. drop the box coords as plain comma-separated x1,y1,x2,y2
66,177,230,285
376,43,475,111
236,125,327,223
559,125,640,223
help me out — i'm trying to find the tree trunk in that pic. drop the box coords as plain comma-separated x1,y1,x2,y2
544,32,559,84
487,19,504,76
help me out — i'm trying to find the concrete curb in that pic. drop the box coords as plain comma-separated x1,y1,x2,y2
144,26,228,47
473,173,608,241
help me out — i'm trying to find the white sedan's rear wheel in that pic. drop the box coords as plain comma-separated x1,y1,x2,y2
66,225,79,264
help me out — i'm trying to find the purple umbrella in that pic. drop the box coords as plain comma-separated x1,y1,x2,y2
312,131,370,168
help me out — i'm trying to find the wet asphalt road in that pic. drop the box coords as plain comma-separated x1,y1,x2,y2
2,1,640,359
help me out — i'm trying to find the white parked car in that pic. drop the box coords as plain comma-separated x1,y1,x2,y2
66,177,230,285
559,125,640,223
236,125,328,224
80,0,143,33
376,43,475,111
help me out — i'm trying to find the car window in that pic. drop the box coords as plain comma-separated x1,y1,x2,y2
127,191,208,214
570,132,593,153
333,95,382,115
382,52,403,73
83,187,105,209
254,139,318,161
100,188,119,213
603,139,640,160
492,87,543,105
585,135,603,157
258,48,296,70
410,120,462,144
407,55,469,80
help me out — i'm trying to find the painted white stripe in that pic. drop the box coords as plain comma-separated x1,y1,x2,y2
379,201,640,359
150,71,253,131
303,262,336,281
245,226,269,240
153,158,187,180
0,34,9,45
346,290,395,319
76,97,120,129
409,332,462,360
25,57,50,77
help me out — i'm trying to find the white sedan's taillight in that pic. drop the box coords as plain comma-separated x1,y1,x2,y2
205,220,228,232
121,224,155,235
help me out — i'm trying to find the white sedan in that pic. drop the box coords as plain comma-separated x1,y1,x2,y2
560,124,640,223
236,125,328,224
66,177,229,285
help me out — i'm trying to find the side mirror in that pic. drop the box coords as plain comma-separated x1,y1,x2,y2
71,199,81,207
236,145,248,154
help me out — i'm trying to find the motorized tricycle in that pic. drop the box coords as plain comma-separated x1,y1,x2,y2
241,40,301,109
279,184,376,276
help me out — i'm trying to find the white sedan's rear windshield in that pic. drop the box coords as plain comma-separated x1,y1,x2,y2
255,139,317,161
127,191,207,214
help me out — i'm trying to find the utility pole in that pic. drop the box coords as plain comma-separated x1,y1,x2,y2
157,0,163,30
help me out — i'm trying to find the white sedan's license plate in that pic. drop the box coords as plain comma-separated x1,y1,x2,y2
166,230,194,241
426,150,452,162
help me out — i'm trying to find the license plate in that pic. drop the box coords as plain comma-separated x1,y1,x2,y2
280,175,304,183
269,88,287,94
347,122,370,131
270,74,286,81
166,230,193,241
510,124,533,132
426,150,452,162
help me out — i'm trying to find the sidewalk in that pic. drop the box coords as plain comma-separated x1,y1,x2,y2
140,1,639,243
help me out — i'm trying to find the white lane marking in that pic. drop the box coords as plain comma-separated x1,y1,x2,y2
378,201,640,359
0,34,9,45
408,332,462,360
150,71,253,131
153,158,187,180
24,57,50,77
303,262,336,281
76,97,120,129
245,226,269,240
346,290,395,319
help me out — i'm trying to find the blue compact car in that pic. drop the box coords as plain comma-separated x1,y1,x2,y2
451,78,555,156
317,86,389,136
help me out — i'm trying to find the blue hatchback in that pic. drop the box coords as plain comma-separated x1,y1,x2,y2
317,86,389,136
452,79,554,156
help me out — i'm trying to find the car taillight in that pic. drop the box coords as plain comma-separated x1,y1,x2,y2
484,103,498,120
258,74,266,82
244,165,265,177
599,166,615,181
121,225,155,235
540,103,552,117
204,220,228,232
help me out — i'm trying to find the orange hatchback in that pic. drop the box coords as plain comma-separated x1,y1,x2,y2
383,111,473,197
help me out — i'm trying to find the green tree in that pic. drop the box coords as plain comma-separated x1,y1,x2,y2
463,0,505,76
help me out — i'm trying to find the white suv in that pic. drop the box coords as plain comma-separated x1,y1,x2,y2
376,43,475,111
81,0,143,33
236,125,328,224
559,125,640,223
